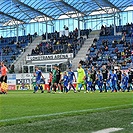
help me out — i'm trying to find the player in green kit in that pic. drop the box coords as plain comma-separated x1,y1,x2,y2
76,63,86,91
52,64,57,92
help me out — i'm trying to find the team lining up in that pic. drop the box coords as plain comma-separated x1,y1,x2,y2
33,63,133,93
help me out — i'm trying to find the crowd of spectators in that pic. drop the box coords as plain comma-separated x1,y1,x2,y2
30,28,91,57
83,24,133,70
100,23,133,37
100,25,112,36
0,33,34,70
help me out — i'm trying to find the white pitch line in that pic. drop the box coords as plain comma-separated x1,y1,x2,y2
92,128,123,133
0,104,132,123
131,122,133,124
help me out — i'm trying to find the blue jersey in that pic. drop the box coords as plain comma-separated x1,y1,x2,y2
36,70,42,81
109,73,117,83
63,75,69,87
97,74,103,81
84,69,88,81
97,74,103,86
68,71,75,82
122,75,128,86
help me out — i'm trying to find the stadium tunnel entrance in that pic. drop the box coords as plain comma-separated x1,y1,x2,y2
22,62,68,73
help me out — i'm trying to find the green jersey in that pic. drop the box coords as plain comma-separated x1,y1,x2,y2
52,69,56,83
77,68,85,83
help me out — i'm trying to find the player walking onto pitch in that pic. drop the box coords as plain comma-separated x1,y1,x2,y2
63,71,69,93
101,65,108,92
121,71,128,92
68,67,77,92
33,66,45,93
85,69,92,93
76,63,86,92
52,64,57,93
109,70,118,92
48,71,53,92
96,70,103,93
56,65,62,92
91,66,96,92
116,67,122,91
127,68,133,92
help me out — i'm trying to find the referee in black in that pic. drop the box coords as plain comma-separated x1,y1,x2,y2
91,66,96,91
56,65,61,91
101,65,108,92
127,68,133,92
116,67,122,91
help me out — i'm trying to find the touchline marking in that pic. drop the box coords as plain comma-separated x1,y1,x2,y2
92,128,123,133
131,122,133,124
0,104,132,123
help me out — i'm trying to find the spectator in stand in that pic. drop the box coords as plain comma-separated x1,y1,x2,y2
63,25,69,30
117,52,121,60
90,46,95,52
0,36,3,43
104,45,108,51
16,42,21,48
86,29,90,39
42,33,46,40
34,32,37,37
123,42,128,47
112,40,117,48
121,34,126,42
28,33,32,43
75,28,78,32
114,47,118,53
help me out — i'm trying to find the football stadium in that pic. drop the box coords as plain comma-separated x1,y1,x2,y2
0,0,133,133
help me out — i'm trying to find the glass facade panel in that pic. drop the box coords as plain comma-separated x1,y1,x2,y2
55,20,59,32
68,19,73,32
121,12,128,25
34,23,39,34
30,23,35,35
128,11,133,24
0,10,133,37
74,19,78,30
59,20,64,31
38,22,43,35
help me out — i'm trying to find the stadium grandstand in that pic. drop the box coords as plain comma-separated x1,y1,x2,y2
0,0,132,73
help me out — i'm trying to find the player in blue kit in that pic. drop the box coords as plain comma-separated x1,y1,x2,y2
84,69,92,93
68,67,77,92
33,66,45,93
63,71,69,93
121,71,129,92
109,70,118,92
96,70,103,93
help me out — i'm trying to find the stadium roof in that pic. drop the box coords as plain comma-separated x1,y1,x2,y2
0,0,133,25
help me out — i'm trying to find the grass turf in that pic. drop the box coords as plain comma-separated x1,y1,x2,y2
0,90,133,133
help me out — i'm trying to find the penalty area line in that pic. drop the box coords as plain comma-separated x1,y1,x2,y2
92,128,123,133
0,104,132,123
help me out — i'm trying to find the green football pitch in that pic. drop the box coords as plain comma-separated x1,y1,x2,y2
0,90,133,133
